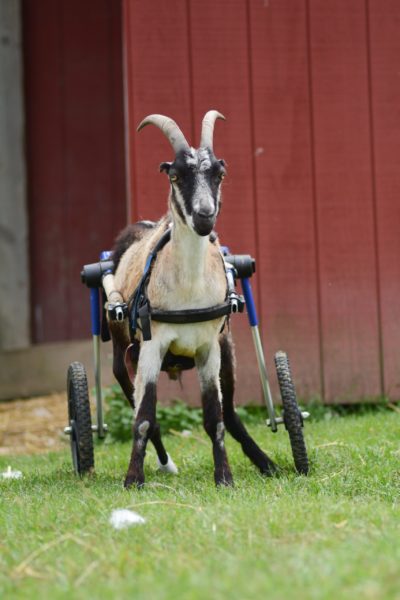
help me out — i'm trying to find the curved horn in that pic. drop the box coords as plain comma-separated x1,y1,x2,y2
200,110,226,150
137,114,190,154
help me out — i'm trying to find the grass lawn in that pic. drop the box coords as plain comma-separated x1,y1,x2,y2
1,409,399,599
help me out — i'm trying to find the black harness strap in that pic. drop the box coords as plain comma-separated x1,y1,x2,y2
129,228,171,336
151,301,233,324
129,229,244,341
137,300,239,342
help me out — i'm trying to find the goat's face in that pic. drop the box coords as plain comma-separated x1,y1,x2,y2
138,111,226,235
160,148,226,236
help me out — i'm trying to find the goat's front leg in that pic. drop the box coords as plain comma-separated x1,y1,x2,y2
111,324,171,471
196,341,233,487
124,340,164,489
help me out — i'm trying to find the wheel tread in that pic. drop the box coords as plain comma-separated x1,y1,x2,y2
275,352,309,475
67,362,94,474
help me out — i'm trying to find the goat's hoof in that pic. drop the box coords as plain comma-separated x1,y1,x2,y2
157,453,179,474
124,473,145,489
216,478,234,487
259,459,279,477
215,470,234,487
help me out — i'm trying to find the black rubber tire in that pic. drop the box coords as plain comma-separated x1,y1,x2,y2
67,362,94,475
274,351,309,475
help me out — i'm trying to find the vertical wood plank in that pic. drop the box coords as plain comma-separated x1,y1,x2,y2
189,0,257,255
308,0,382,401
25,0,126,342
62,0,127,340
249,0,322,400
188,0,261,402
24,0,68,342
123,0,193,223
368,0,400,400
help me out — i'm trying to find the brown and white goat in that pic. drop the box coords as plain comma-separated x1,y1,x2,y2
108,111,277,488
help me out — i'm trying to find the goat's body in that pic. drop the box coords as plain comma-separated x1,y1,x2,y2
108,111,277,488
112,214,227,414
114,215,226,355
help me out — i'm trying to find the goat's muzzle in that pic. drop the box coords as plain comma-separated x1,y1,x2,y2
192,212,216,236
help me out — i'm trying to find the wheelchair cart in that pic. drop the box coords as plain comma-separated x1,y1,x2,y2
64,247,309,476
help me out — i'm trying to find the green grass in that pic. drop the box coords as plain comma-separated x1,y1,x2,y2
1,410,399,600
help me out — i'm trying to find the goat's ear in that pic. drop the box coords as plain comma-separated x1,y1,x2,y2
160,162,172,174
218,159,226,168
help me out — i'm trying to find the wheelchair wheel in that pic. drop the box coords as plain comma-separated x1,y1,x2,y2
67,362,94,475
274,351,309,475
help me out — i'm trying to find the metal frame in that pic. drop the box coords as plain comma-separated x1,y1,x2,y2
70,247,309,441
239,276,309,430
90,288,107,438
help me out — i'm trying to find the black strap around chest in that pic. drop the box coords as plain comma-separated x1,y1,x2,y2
129,229,243,341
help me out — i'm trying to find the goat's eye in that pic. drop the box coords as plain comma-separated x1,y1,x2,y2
219,173,225,180
170,174,178,182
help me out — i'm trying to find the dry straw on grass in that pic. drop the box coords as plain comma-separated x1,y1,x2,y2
0,393,68,456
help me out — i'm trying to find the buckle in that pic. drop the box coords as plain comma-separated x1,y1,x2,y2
229,292,245,314
107,302,128,322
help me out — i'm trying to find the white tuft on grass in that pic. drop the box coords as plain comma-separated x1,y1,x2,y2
1,466,23,480
157,453,179,474
180,430,192,437
109,509,146,530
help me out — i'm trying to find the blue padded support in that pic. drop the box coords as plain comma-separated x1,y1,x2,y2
241,277,258,327
90,287,101,336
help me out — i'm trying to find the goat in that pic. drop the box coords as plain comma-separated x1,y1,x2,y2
107,110,277,488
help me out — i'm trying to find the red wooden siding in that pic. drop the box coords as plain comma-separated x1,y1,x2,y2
368,0,400,400
188,0,261,398
308,0,382,402
249,0,321,399
24,0,126,343
123,0,400,402
123,0,261,400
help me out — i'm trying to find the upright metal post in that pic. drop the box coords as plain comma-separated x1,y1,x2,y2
241,277,278,432
90,287,105,438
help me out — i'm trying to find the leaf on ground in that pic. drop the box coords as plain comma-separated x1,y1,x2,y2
334,520,348,529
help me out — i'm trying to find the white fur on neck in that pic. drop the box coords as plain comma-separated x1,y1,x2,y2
170,211,210,285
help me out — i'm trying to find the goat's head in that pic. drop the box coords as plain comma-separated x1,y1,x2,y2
138,111,226,237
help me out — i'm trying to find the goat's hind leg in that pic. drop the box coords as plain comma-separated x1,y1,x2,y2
196,341,233,487
219,333,277,476
111,330,135,408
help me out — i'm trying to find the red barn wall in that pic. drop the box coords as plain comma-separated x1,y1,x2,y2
123,0,400,403
22,0,400,404
24,0,127,344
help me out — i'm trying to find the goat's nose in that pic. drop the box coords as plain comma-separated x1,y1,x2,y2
197,209,214,219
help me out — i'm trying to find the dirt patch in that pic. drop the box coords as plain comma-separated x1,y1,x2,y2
0,393,69,456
